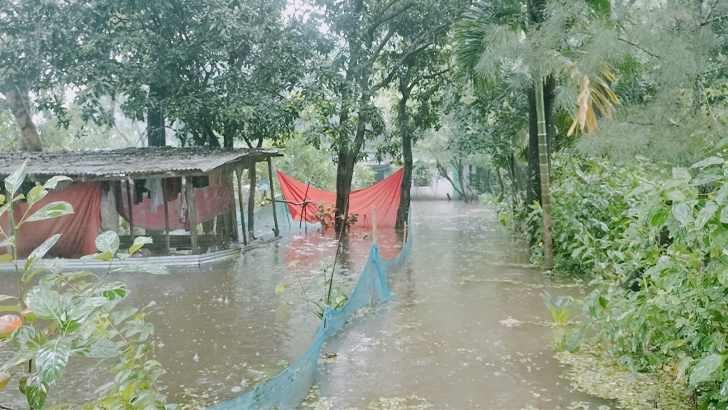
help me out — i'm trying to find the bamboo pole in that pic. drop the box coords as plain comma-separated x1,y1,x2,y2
126,179,135,242
267,157,280,237
372,205,377,245
536,80,554,269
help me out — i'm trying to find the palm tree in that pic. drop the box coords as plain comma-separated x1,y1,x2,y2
453,0,620,268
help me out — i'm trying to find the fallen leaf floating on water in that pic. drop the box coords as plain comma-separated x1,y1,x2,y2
0,314,22,333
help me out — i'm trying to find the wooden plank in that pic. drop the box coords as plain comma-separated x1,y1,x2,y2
227,166,239,242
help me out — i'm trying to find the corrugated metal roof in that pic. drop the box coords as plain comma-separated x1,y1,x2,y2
0,147,281,180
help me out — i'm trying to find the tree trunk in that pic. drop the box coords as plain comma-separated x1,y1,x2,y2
147,84,165,146
535,81,554,269
334,103,367,234
496,167,505,202
396,85,413,230
544,75,557,154
5,85,43,152
456,159,468,203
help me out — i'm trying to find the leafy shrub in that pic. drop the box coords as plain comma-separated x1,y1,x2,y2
530,148,728,408
0,161,175,410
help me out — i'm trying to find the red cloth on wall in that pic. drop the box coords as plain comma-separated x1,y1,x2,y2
118,179,232,231
277,168,403,228
0,182,102,259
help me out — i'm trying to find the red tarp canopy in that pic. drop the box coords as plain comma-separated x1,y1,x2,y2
277,168,403,228
0,182,101,259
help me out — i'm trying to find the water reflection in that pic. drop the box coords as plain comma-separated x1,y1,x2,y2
0,201,606,409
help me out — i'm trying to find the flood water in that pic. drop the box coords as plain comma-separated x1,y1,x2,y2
0,201,608,409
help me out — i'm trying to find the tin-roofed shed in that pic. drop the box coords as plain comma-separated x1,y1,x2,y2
0,147,283,265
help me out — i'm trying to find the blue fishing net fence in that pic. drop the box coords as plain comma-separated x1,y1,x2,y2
207,229,413,410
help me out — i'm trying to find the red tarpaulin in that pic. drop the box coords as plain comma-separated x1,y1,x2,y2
277,168,403,228
0,182,101,259
118,178,232,231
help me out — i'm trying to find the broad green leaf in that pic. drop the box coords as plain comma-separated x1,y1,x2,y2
0,254,13,263
5,160,27,198
696,202,719,229
68,297,108,323
129,236,153,255
95,231,119,255
72,338,119,358
25,201,74,222
717,184,728,204
665,189,686,202
650,209,669,228
12,326,47,349
25,234,61,273
94,252,113,262
689,353,723,385
109,307,138,326
24,287,63,323
5,347,37,369
99,282,127,301
24,373,49,409
672,167,691,181
691,156,725,169
672,202,693,226
36,337,71,384
43,176,72,190
26,186,47,207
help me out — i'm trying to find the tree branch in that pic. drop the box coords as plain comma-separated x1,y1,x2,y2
700,14,728,26
617,37,661,59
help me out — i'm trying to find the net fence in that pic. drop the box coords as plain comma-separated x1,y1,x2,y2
206,229,413,410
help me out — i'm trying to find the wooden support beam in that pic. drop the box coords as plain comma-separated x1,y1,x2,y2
267,157,280,237
227,166,239,243
248,162,256,239
162,178,171,254
186,179,198,254
236,166,248,245
126,178,135,242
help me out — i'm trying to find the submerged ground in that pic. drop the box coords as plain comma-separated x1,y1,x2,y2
0,201,610,409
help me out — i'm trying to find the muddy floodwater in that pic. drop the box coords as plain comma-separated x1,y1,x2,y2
0,201,608,409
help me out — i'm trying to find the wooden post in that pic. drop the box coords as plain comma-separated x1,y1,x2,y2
227,167,239,243
186,179,198,254
248,162,256,240
162,178,171,254
372,205,377,245
267,157,280,237
126,179,135,242
236,166,248,245
403,221,408,245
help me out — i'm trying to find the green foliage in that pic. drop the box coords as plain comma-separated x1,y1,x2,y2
542,292,575,324
0,162,173,409
511,147,728,407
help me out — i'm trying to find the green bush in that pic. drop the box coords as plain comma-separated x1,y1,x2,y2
505,147,728,408
0,161,175,410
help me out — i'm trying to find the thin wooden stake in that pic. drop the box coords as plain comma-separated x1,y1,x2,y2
403,221,407,245
267,157,279,237
372,205,378,245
